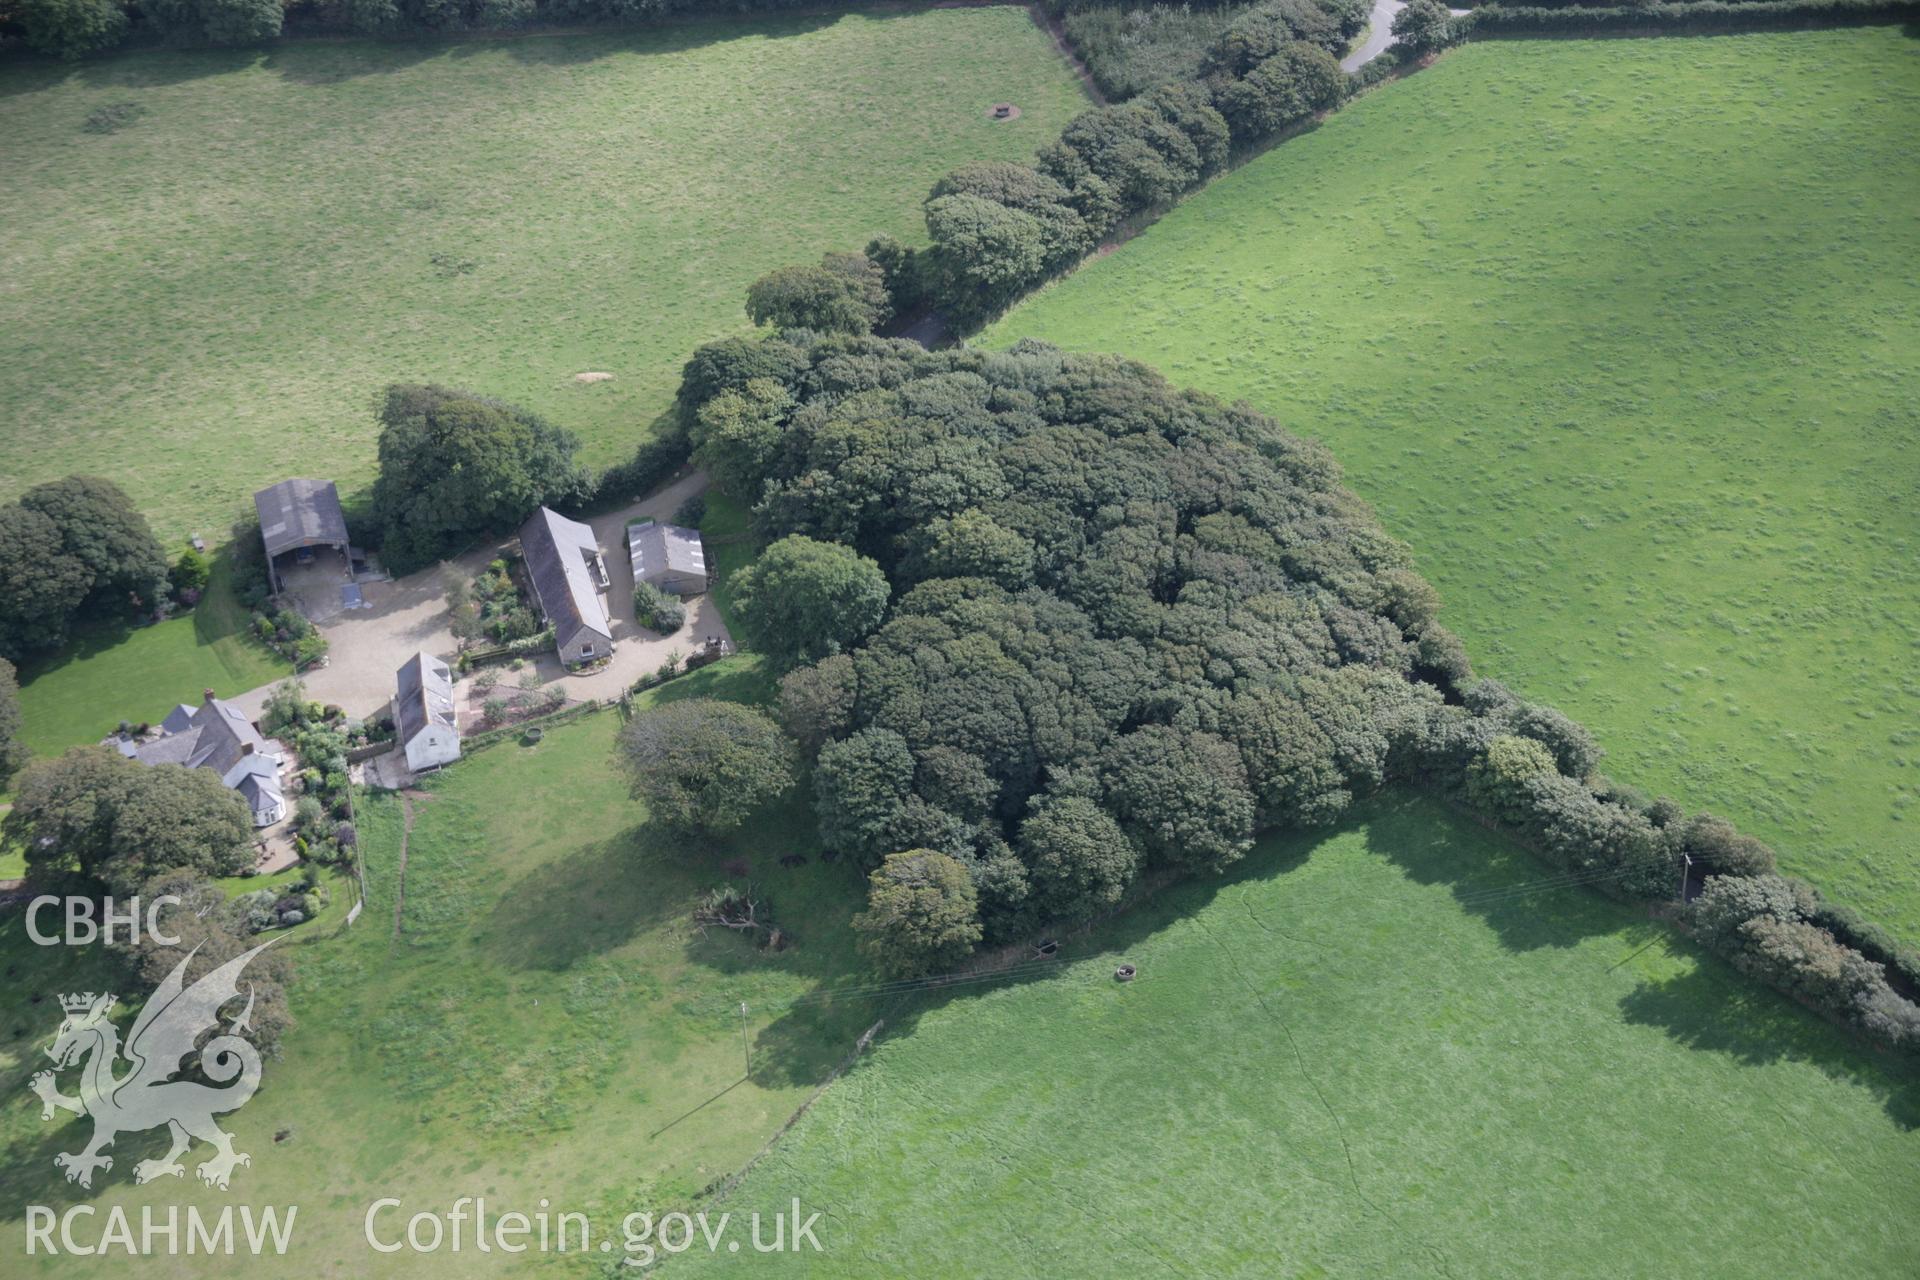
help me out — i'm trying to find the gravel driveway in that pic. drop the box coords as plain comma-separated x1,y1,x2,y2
229,470,726,723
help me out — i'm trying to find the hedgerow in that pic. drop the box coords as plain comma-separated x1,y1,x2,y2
1460,0,1918,33
740,0,1365,334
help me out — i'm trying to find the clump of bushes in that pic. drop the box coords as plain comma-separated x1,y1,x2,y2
251,602,326,668
1687,875,1920,1049
634,582,687,635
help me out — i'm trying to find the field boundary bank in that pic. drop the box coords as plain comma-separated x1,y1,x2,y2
702,1018,889,1205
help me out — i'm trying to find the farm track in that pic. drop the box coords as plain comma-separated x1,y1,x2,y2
391,790,423,938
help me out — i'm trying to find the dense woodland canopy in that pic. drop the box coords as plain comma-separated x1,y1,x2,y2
371,383,593,575
667,331,1920,1049
692,332,1471,941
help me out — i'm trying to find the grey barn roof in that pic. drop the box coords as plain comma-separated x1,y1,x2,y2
395,652,457,744
628,520,707,586
518,507,613,653
254,478,348,560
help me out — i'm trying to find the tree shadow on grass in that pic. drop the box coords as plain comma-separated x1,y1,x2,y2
4,3,929,99
1355,794,1630,954
739,850,1232,1089
0,1112,182,1226
1619,955,1920,1130
482,823,688,971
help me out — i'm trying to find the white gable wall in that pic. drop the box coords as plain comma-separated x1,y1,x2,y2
405,725,462,772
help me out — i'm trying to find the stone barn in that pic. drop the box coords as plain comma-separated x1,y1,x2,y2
518,506,614,666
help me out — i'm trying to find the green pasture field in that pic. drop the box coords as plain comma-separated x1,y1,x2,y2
0,657,878,1277
684,797,1920,1278
984,31,1920,941
0,7,1089,541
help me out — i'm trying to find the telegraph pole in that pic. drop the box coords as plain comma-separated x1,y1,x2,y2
1677,852,1692,905
739,1002,752,1078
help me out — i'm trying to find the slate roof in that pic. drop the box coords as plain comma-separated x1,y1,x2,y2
395,652,457,745
519,507,613,652
627,520,708,587
134,694,274,778
227,753,285,819
254,478,349,559
130,694,283,817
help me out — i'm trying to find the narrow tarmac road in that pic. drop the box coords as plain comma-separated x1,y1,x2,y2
1340,0,1471,72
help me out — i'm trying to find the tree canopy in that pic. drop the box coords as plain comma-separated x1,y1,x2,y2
853,849,983,978
1391,0,1459,54
676,333,1468,947
19,475,170,615
745,251,891,335
730,535,891,669
0,475,169,660
664,331,1919,1048
615,697,796,835
4,747,255,892
371,384,593,574
0,657,27,789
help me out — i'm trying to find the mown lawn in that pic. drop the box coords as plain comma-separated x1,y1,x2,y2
13,557,288,761
685,796,1920,1278
0,657,877,1277
0,7,1089,541
986,30,1920,942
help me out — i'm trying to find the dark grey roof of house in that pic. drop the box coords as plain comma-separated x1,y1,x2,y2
233,758,283,815
628,520,708,585
395,651,457,744
519,507,613,652
254,478,349,559
133,694,272,779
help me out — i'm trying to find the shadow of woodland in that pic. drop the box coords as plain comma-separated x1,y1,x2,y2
740,790,1920,1123
0,6,919,98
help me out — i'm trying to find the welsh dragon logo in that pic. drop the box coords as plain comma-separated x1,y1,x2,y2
30,939,276,1191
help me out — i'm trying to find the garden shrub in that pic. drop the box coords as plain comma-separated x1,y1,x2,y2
633,582,687,634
